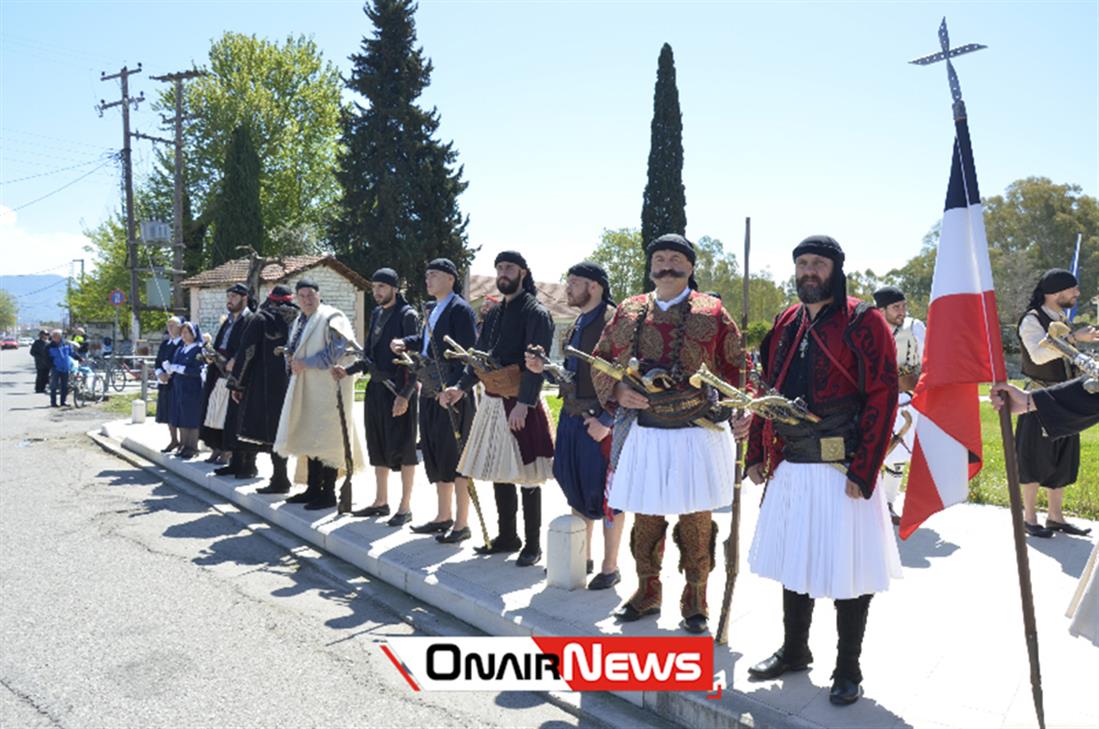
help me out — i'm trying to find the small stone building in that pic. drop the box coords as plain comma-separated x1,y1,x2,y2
181,255,370,345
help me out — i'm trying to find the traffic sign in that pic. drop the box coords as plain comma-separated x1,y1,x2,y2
109,289,127,306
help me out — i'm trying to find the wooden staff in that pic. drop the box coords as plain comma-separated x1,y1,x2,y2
716,216,750,645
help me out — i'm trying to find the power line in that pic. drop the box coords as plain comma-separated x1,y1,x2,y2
11,278,69,299
0,158,115,215
0,155,114,185
1,261,75,277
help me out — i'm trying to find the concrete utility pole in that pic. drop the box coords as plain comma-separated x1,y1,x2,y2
97,64,145,342
151,69,206,314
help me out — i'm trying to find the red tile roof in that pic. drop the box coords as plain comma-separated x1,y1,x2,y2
181,255,370,290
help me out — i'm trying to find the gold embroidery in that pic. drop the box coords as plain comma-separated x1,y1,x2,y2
638,327,665,361
685,312,718,343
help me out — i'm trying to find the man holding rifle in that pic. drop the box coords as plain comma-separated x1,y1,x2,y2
392,258,480,544
589,233,743,634
439,251,555,567
744,235,900,706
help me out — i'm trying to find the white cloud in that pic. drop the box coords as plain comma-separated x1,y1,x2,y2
0,206,93,276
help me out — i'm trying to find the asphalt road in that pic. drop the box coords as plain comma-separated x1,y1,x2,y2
0,349,660,729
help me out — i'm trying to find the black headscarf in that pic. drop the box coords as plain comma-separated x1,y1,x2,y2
1026,268,1078,312
873,286,905,309
427,258,462,295
793,234,847,303
371,268,400,288
647,233,699,290
494,250,536,295
567,261,614,305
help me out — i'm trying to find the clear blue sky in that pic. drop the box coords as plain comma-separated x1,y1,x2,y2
2,1,1097,288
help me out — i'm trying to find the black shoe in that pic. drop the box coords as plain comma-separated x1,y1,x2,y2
587,559,594,575
286,489,320,504
1024,521,1055,538
205,454,222,464
615,603,660,623
213,465,235,476
1046,519,1093,536
681,614,709,634
411,519,453,534
587,570,621,590
256,482,290,495
176,448,198,460
352,504,390,518
234,470,259,479
474,537,522,555
829,676,862,705
387,512,412,527
437,527,471,544
516,547,542,567
161,442,180,453
303,493,337,511
747,649,812,680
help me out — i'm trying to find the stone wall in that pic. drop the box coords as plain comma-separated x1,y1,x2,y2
186,263,366,345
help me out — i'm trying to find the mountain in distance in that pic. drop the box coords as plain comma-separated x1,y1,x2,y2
0,274,68,326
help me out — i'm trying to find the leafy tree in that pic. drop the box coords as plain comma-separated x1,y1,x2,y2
67,214,169,337
149,32,342,266
210,125,264,265
0,289,17,331
330,0,472,305
639,43,686,291
590,228,646,300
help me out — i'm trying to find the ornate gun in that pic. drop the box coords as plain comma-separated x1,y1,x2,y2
200,334,231,376
564,346,721,431
689,363,820,425
443,335,500,372
1042,321,1099,393
526,344,574,384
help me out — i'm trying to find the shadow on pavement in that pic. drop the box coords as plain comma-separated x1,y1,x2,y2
897,527,960,569
1027,532,1094,578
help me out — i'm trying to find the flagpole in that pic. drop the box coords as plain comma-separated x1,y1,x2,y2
1068,232,1083,322
911,19,1044,728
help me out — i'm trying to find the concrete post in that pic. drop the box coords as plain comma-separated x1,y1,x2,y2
546,514,588,590
131,399,146,424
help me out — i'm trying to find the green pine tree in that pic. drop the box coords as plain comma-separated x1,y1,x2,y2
640,43,687,292
210,124,263,266
331,0,472,305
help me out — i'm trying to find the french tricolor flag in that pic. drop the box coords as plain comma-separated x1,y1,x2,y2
899,113,1007,540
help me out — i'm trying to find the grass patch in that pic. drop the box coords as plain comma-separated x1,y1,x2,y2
544,393,562,429
97,392,157,418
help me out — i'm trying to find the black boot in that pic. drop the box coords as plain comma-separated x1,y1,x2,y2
830,595,871,706
305,466,338,510
257,453,291,494
234,451,258,479
517,487,542,566
214,451,241,477
286,458,322,504
474,483,522,554
748,589,815,680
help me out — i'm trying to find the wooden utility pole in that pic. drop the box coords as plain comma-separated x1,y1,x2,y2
151,69,206,314
96,64,144,342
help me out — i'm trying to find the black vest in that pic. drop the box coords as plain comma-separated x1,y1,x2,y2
1018,308,1073,384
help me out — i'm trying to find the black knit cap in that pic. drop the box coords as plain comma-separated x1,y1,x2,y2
494,250,528,269
646,233,697,265
371,268,399,287
295,278,319,292
793,235,847,303
567,261,613,303
427,258,462,294
873,286,906,308
226,282,249,296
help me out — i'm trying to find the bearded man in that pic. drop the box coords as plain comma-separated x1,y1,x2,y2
201,283,252,471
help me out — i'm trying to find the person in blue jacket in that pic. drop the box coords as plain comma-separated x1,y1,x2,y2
165,321,204,459
45,329,82,407
154,317,183,453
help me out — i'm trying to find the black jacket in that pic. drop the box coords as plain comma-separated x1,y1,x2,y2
227,300,298,449
401,295,478,389
459,290,554,405
30,339,51,369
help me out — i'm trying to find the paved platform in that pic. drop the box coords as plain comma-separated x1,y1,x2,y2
99,415,1099,729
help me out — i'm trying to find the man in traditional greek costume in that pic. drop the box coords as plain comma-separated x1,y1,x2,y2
226,285,299,494
202,283,252,471
873,285,925,525
589,234,742,634
745,235,901,706
526,261,623,589
275,278,365,510
1015,268,1097,538
347,268,420,526
440,251,555,567
392,258,479,544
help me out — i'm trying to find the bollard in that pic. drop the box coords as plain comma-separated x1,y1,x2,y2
546,514,588,590
131,399,146,424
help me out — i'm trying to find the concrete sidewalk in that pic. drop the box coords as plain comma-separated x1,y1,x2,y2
99,415,1099,729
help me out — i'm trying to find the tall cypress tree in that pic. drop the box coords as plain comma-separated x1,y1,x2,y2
210,124,263,265
331,0,472,305
639,43,687,291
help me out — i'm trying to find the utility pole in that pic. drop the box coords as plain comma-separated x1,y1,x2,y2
96,64,144,342
151,69,206,314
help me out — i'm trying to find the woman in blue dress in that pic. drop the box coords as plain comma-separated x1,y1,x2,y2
154,317,183,453
167,321,204,459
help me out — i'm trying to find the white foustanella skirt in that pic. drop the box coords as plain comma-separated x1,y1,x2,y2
607,422,736,515
748,461,903,600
